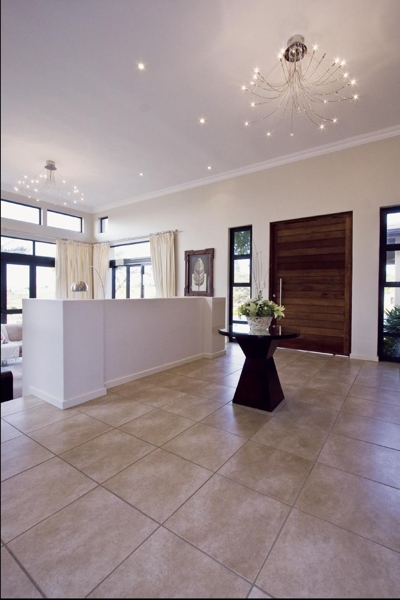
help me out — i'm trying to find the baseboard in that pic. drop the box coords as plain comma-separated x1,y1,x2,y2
350,353,379,362
29,386,107,409
104,351,224,389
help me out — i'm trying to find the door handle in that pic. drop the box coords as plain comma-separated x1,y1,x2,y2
279,278,282,305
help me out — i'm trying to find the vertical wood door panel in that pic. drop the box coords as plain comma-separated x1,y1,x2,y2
270,212,352,355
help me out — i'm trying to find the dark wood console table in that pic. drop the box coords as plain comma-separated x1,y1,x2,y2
218,325,300,412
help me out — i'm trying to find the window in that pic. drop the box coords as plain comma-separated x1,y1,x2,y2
1,199,41,224
229,226,252,330
100,217,108,233
378,206,400,361
47,210,82,232
110,242,156,299
1,237,56,324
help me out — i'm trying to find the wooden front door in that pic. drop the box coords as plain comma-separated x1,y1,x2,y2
269,212,352,355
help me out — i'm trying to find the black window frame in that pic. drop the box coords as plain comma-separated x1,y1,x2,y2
47,209,83,233
228,225,253,335
1,198,41,225
378,205,400,362
110,241,152,299
1,240,56,324
100,217,108,233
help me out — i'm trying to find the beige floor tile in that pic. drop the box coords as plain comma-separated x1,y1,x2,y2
165,474,289,581
1,547,42,598
281,383,303,399
248,586,271,598
201,404,271,438
163,394,224,421
302,377,353,396
215,372,242,388
1,457,96,542
296,462,400,552
104,448,212,522
168,376,210,394
1,395,45,417
191,382,234,402
341,395,400,424
318,433,400,489
1,435,54,481
2,403,79,434
119,409,195,446
79,396,154,427
76,392,122,410
60,429,156,483
279,362,322,378
311,368,358,384
143,372,208,393
293,387,346,410
252,418,329,461
274,400,338,431
219,440,312,505
88,527,251,598
353,374,400,392
29,413,112,454
1,419,23,442
9,487,158,599
332,412,400,450
128,385,187,407
256,509,400,598
277,372,311,387
110,379,155,398
349,383,400,406
185,367,237,383
162,423,246,471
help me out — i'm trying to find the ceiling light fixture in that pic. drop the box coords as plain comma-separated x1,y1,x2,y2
199,118,206,124
138,63,145,70
242,34,358,136
14,160,85,207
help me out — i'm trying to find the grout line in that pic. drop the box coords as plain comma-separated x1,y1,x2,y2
2,545,47,598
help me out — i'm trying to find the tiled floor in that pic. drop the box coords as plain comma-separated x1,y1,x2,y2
1,344,400,598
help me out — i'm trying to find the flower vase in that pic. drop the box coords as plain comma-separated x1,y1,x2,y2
246,316,273,333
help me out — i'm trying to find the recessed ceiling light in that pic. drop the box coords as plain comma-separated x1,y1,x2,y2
207,166,212,170
138,63,145,70
199,118,206,124
139,172,144,176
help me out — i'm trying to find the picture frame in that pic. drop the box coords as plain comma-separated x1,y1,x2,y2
184,248,214,296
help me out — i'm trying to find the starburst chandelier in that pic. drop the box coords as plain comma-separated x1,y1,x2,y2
14,160,85,207
242,34,358,136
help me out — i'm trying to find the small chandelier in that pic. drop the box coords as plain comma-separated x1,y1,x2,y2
242,34,359,136
14,160,85,207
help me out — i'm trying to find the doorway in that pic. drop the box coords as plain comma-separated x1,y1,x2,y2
269,212,352,355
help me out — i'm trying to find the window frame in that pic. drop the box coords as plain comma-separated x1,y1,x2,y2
228,225,253,334
47,209,83,233
110,259,152,299
100,217,108,233
378,205,400,362
1,198,41,225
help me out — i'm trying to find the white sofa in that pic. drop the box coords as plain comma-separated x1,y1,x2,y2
1,324,22,362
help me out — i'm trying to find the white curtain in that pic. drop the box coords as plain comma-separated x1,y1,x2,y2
92,243,110,299
150,231,176,297
56,240,93,299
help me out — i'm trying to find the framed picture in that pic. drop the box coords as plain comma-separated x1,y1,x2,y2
184,248,214,296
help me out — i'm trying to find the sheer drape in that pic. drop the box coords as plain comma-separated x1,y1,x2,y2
56,240,93,299
92,243,110,299
150,232,176,297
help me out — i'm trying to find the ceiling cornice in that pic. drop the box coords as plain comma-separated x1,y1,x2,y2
92,125,400,214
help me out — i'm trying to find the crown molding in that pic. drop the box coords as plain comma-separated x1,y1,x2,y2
94,125,398,214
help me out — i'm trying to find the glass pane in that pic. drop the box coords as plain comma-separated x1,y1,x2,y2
129,266,142,298
234,259,250,283
100,218,108,233
47,210,82,232
386,250,400,283
6,313,23,325
115,266,127,299
35,241,56,257
111,242,150,260
382,336,400,359
232,286,251,321
233,230,251,255
36,267,56,299
387,212,400,244
1,236,33,254
7,264,30,310
383,286,397,314
1,200,40,224
144,265,156,298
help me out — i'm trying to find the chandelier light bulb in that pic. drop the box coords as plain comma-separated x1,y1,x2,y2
207,166,212,170
266,132,271,136
353,94,359,99
241,34,358,135
199,118,205,124
138,63,145,70
244,121,250,126
14,187,18,191
333,118,338,123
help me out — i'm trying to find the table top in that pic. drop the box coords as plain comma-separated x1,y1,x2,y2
218,324,300,340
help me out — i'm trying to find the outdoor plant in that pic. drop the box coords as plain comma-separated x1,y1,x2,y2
383,305,400,357
238,291,285,320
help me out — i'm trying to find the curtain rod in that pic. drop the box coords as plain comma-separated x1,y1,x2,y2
1,228,93,244
107,229,179,246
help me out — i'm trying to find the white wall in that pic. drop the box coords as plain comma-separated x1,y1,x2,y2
93,137,400,361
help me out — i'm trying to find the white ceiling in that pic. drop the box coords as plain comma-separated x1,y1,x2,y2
1,0,400,213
